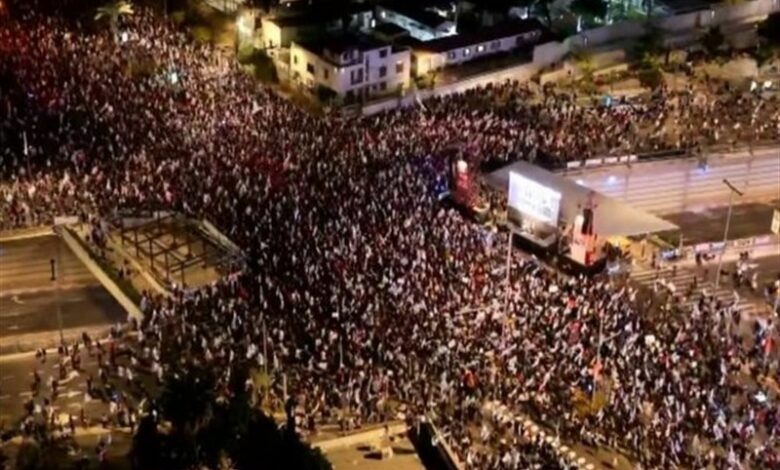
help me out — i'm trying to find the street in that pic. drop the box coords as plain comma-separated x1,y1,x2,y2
665,200,779,245
0,236,126,340
0,348,105,427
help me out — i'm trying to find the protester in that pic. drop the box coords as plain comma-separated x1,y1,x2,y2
1,3,778,469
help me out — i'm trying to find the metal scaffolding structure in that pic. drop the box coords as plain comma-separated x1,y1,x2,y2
117,213,226,286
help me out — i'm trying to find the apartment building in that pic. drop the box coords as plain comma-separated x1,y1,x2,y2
290,35,411,101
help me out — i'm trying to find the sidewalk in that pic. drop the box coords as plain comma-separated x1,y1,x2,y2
678,238,780,269
0,226,53,242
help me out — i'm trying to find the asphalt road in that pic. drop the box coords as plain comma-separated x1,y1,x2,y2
0,348,107,427
0,236,126,339
664,200,779,245
715,252,780,304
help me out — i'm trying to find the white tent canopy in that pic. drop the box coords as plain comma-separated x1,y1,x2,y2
485,161,679,238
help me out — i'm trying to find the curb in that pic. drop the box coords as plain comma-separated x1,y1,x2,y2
313,422,407,452
0,227,54,242
58,227,143,322
0,325,111,359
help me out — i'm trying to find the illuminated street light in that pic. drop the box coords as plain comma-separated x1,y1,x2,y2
714,179,744,288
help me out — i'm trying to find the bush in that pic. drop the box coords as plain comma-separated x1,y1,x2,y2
315,85,338,104
638,66,663,89
250,51,278,84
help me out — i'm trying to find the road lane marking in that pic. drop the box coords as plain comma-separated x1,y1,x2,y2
11,296,24,305
0,375,14,381
0,395,10,400
61,390,82,399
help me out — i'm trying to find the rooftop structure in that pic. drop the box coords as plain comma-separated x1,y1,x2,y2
376,1,457,41
410,19,547,77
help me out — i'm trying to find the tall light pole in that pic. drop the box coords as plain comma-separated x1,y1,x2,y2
504,227,515,342
51,236,64,345
714,179,744,288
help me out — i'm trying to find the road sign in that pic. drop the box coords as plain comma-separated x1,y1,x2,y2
771,209,780,235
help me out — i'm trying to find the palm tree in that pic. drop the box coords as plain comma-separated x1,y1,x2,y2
701,26,725,58
534,0,555,28
95,1,134,43
571,0,608,31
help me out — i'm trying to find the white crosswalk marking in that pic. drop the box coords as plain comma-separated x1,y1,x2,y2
631,265,757,317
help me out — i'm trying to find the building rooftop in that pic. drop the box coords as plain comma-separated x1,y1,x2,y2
413,19,545,53
461,0,532,13
378,2,453,29
373,22,411,38
655,0,719,14
269,3,373,28
295,33,398,64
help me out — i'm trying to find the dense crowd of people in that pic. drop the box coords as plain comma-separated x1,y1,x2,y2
1,2,779,469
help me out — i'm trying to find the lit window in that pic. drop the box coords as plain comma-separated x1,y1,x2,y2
477,45,484,52
463,48,470,56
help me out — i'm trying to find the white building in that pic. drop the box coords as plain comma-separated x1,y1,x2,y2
290,35,411,102
261,5,373,52
411,19,546,77
376,3,456,42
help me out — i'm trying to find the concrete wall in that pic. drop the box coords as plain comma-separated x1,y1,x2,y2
564,147,780,214
439,30,543,67
362,60,538,115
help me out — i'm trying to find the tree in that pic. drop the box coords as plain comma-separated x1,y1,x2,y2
633,27,664,62
95,1,134,43
14,431,73,470
701,26,725,57
638,65,663,89
757,13,780,51
139,364,333,470
572,48,595,83
570,0,608,31
534,0,555,27
753,13,779,70
131,415,162,470
641,0,653,19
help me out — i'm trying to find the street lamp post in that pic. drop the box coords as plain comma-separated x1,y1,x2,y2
52,237,64,345
504,227,515,341
714,179,744,288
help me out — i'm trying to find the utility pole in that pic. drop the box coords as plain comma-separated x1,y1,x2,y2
592,312,603,405
52,237,64,345
504,228,513,341
714,179,744,288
